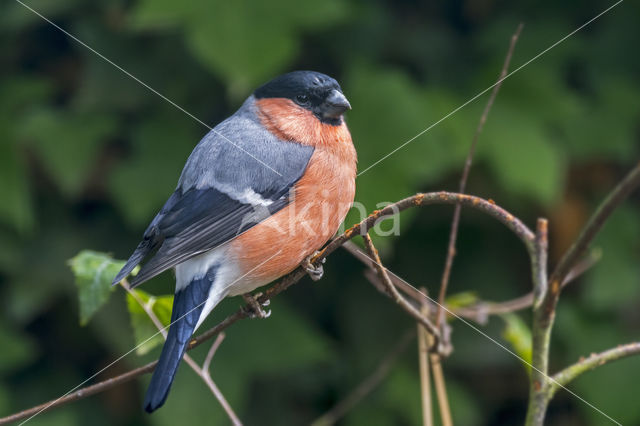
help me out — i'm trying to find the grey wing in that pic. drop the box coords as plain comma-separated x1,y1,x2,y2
113,100,314,287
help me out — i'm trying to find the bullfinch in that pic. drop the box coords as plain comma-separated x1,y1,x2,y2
112,71,356,412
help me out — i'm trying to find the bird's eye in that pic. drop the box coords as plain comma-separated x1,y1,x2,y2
296,94,309,105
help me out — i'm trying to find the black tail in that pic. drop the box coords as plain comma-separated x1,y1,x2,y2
143,275,213,413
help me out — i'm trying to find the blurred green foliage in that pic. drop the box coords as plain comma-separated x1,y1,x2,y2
1,0,639,425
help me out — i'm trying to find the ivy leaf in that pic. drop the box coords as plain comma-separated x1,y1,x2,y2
500,313,532,371
68,251,125,325
126,289,173,355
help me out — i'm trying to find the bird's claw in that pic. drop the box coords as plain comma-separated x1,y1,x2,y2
302,252,325,281
242,293,271,319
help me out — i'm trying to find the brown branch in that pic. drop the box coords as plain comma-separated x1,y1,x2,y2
430,350,453,426
203,333,226,373
525,162,640,426
122,282,242,426
417,292,434,426
0,362,157,425
329,192,536,253
428,27,522,424
1,191,536,425
199,334,242,426
362,233,440,342
343,241,426,302
347,241,599,325
436,22,524,326
525,219,550,426
551,342,640,394
0,310,248,425
310,329,415,426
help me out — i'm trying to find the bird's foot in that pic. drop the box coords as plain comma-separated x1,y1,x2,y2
242,293,271,319
302,252,325,281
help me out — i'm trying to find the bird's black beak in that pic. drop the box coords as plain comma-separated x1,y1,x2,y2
321,89,351,119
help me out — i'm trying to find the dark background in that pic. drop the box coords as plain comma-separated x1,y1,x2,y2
1,0,639,425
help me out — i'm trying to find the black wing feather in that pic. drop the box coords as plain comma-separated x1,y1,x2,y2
126,186,288,288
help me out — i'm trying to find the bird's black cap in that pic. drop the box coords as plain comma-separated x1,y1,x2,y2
254,71,350,125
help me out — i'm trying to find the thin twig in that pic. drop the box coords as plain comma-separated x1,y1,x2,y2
122,282,242,426
310,330,415,426
429,339,453,426
549,162,640,300
344,241,426,302
1,191,536,424
199,334,242,426
418,288,433,426
435,23,523,327
0,362,157,425
561,248,602,286
347,241,600,324
361,233,440,343
121,282,167,337
203,333,226,373
428,26,523,424
551,342,640,395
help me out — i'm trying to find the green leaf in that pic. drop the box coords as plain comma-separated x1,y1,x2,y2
445,291,479,310
500,313,532,371
68,251,125,325
126,289,173,355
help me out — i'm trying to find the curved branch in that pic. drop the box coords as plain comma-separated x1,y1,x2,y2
0,191,534,425
551,342,640,395
329,192,535,254
345,241,600,325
